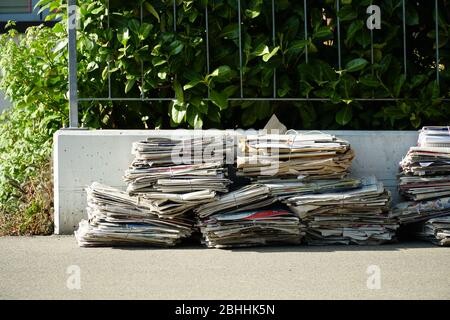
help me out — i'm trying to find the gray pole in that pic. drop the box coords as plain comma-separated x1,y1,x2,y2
68,0,78,128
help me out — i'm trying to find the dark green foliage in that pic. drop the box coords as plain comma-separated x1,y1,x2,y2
40,0,450,130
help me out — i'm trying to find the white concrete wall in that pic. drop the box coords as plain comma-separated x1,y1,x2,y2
53,129,418,234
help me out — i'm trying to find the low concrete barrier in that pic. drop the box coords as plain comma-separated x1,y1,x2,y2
53,129,418,234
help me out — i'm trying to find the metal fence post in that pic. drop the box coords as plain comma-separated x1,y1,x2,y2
68,0,78,128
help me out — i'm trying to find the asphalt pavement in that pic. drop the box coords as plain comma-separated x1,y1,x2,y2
0,236,449,299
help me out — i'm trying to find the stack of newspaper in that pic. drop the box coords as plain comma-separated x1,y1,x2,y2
255,177,362,200
124,136,232,217
198,209,304,248
414,216,450,246
125,136,231,194
398,175,450,201
283,176,397,245
194,184,276,219
395,127,450,244
392,197,450,224
75,183,194,247
418,126,450,148
236,132,354,178
399,146,450,176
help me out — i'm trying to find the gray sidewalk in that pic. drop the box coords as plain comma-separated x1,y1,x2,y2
0,236,449,299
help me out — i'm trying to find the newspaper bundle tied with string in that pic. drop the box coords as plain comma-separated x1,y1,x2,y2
393,126,450,246
198,130,360,248
235,130,396,245
236,130,355,179
76,133,234,247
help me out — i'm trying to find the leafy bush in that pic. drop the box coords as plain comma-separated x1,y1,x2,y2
70,0,450,130
0,24,69,234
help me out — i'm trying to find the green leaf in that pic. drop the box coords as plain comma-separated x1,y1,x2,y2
210,90,228,110
152,57,166,67
144,2,160,22
139,23,153,41
393,74,406,97
168,40,184,56
187,106,203,128
242,107,258,127
336,105,353,126
346,21,363,43
314,26,333,39
209,65,232,81
183,80,203,90
345,58,368,72
171,101,187,124
220,24,239,40
125,78,136,93
117,27,130,46
252,44,270,57
405,6,419,26
262,47,279,62
338,6,358,21
174,80,184,103
53,39,68,53
359,74,380,87
207,106,221,123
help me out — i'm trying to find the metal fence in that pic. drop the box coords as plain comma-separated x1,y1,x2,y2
67,0,446,128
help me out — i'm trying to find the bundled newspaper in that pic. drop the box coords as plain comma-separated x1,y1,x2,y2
283,176,397,245
398,175,450,201
395,127,450,246
392,197,450,224
125,136,232,194
414,216,450,246
198,209,304,248
194,184,276,219
255,177,361,200
123,136,232,217
418,126,450,148
400,147,450,176
75,183,193,247
237,131,354,178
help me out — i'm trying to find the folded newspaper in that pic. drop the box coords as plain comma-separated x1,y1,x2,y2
125,136,232,194
283,176,397,245
398,175,450,201
392,197,450,224
400,147,450,176
198,209,305,248
75,182,194,247
414,216,450,246
194,184,277,218
254,177,362,199
237,131,354,178
418,126,450,148
395,126,450,245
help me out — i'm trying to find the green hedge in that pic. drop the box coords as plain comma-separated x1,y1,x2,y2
70,0,450,130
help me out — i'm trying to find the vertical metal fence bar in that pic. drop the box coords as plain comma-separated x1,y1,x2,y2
370,2,374,65
68,0,78,127
272,0,276,98
336,0,341,70
205,4,211,98
402,0,407,76
238,0,244,98
370,1,374,99
107,0,111,99
435,0,440,85
303,0,308,63
173,0,177,32
140,2,145,100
